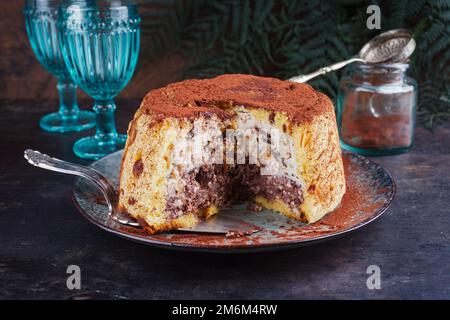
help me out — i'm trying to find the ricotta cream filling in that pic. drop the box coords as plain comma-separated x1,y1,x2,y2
165,107,305,215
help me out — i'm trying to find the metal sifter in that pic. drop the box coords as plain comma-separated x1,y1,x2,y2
290,29,416,83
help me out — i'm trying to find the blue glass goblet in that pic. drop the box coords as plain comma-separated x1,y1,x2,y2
24,0,96,133
59,0,140,159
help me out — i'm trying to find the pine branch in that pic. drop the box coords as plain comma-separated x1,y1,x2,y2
139,0,450,130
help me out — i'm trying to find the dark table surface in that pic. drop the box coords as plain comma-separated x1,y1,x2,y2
1,98,449,299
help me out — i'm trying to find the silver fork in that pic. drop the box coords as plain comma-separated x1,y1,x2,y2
24,149,260,234
24,149,140,227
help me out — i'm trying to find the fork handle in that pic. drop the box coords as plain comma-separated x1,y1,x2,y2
24,149,117,213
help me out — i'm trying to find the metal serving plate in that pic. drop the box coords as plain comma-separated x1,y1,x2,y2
73,151,395,253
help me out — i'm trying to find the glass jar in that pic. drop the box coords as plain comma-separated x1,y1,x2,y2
337,62,417,156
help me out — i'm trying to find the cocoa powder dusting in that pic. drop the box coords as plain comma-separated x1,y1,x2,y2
341,114,412,149
139,74,333,125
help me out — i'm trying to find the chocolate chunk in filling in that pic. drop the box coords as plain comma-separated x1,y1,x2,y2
133,159,144,177
165,164,303,219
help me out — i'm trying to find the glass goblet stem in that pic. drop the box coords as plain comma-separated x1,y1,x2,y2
57,78,80,119
93,99,119,144
73,99,126,160
39,78,96,133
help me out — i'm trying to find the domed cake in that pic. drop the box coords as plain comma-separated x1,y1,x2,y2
118,74,345,234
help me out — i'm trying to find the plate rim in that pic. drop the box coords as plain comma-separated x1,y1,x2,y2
72,150,396,253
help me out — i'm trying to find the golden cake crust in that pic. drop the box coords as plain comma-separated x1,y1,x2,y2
118,74,346,233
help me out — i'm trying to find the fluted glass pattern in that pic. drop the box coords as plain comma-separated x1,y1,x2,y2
59,1,140,160
25,4,69,79
59,3,140,100
23,0,96,133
